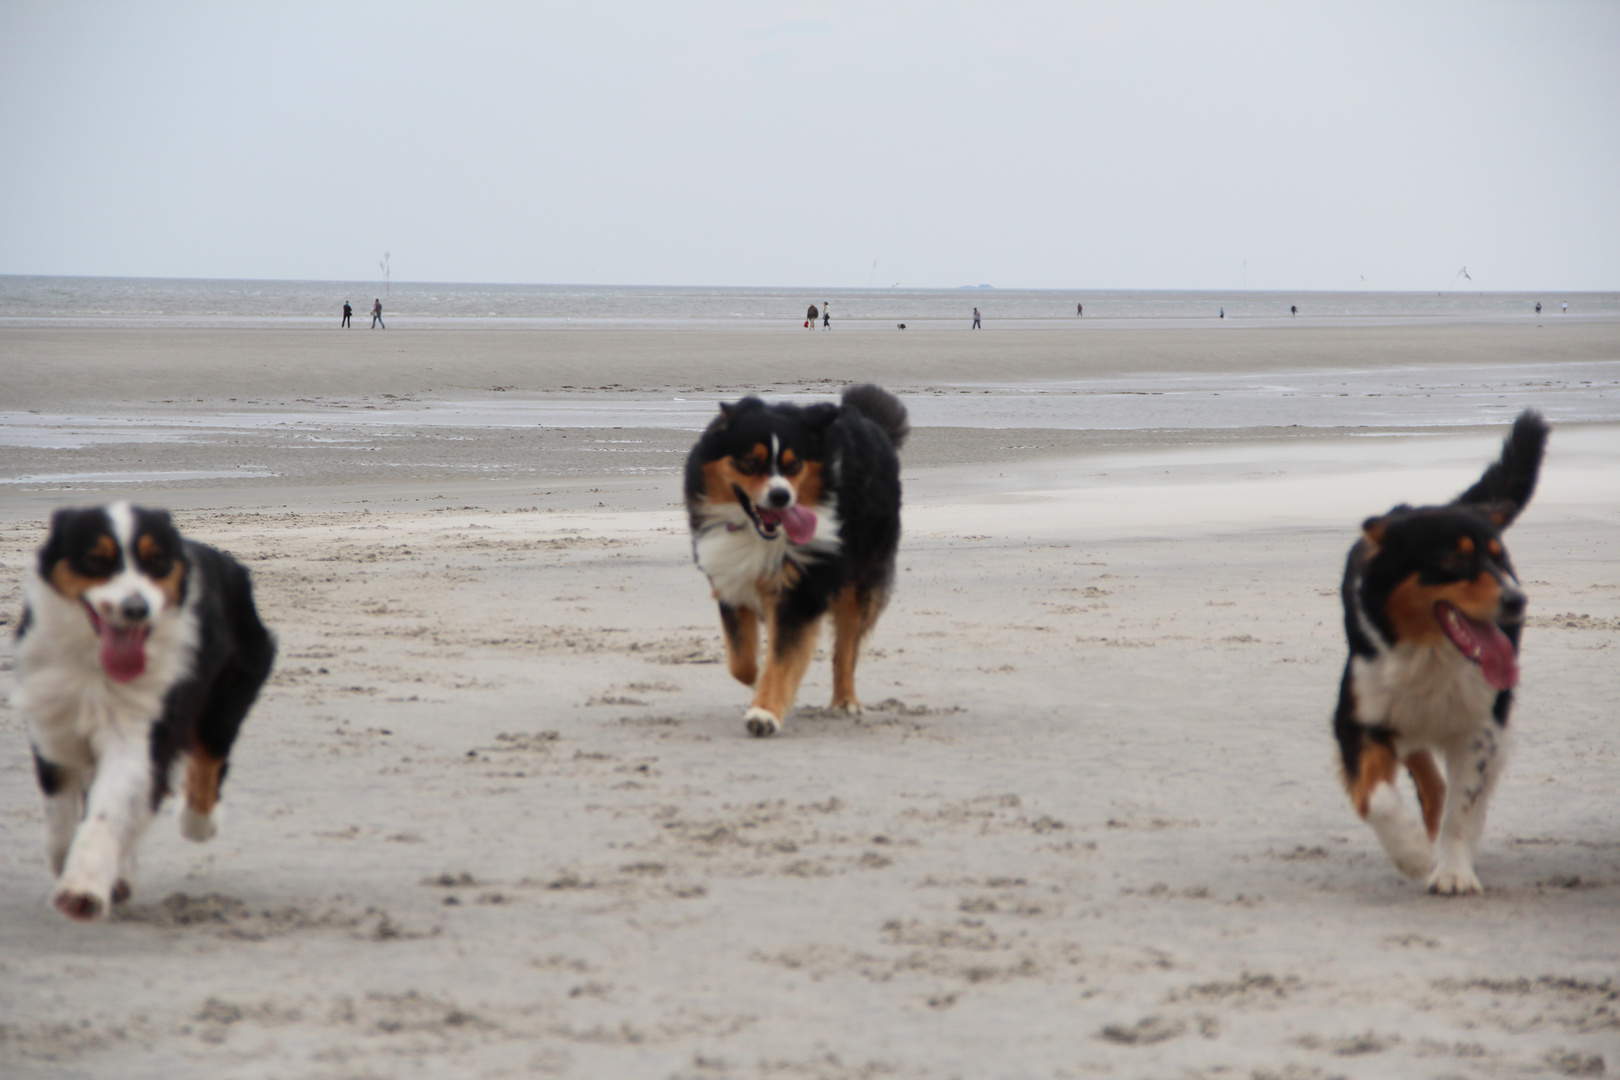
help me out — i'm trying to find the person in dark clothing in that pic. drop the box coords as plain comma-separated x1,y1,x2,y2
371,299,385,329
342,301,352,327
806,303,818,328
822,304,831,329
972,307,981,329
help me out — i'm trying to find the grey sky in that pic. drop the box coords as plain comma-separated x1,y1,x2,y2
2,1,1616,291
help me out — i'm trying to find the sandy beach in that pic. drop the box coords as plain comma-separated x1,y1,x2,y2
2,321,1617,1079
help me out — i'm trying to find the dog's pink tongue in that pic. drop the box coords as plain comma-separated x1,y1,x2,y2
98,623,149,683
782,505,818,545
1441,606,1518,691
1477,628,1519,691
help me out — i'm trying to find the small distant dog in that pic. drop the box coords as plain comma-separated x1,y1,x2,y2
1335,411,1548,894
15,503,275,920
685,384,907,736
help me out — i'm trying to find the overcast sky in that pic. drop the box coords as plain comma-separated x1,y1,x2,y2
2,2,1616,291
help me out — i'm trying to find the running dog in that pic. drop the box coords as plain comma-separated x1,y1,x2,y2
1334,411,1548,894
15,503,275,920
685,384,907,736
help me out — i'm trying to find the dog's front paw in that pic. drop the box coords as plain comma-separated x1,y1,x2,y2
1427,866,1484,897
744,707,781,737
180,807,216,842
829,696,863,717
51,881,109,921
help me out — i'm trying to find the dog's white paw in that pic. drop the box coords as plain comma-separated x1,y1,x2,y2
1427,866,1484,897
180,807,216,842
50,878,110,921
744,707,781,737
830,699,863,717
1365,782,1433,878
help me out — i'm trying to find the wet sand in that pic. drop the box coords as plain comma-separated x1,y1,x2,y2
1,323,1617,1078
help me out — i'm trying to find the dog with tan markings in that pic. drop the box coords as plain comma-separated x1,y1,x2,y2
1334,411,1548,895
685,384,907,737
15,502,275,920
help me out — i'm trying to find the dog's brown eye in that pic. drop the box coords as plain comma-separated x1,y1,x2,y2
79,556,115,577
733,455,763,476
779,458,802,477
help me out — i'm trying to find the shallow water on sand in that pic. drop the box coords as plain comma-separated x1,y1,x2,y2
3,360,1613,450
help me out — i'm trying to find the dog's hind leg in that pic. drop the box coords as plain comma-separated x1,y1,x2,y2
829,586,864,714
719,602,759,687
181,749,224,841
746,609,823,737
1429,725,1507,896
33,750,84,878
1348,739,1433,879
1404,750,1445,841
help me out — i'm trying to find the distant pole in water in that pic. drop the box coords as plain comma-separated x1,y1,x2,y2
380,252,391,297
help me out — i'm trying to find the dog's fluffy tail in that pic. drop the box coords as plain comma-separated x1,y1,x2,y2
842,383,909,450
1456,409,1549,526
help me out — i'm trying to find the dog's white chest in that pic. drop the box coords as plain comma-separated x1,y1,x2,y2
1352,645,1499,746
694,522,785,610
691,504,842,611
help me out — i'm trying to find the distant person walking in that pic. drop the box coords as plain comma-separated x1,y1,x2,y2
972,307,981,329
1535,301,1542,314
1290,304,1297,317
1219,308,1225,319
1562,302,1568,314
822,303,831,329
371,299,385,329
1076,302,1083,317
342,301,352,327
806,303,818,328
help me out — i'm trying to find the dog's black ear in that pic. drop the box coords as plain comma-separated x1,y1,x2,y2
1479,499,1519,528
38,507,88,578
1361,515,1387,554
802,403,839,432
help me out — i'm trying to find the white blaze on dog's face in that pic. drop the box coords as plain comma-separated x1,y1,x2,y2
39,502,187,683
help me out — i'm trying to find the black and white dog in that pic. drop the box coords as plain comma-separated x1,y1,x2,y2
1335,411,1548,895
15,503,275,920
685,384,907,736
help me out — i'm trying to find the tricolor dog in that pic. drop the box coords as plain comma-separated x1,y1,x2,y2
1334,411,1548,894
15,503,275,920
685,384,907,736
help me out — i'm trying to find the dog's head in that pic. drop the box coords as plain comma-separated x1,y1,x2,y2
36,502,187,683
689,397,838,543
1358,502,1525,689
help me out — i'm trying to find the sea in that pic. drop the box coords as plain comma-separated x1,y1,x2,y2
2,275,1617,328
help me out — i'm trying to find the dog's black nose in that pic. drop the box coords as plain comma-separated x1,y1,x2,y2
765,487,792,509
1498,589,1526,622
120,596,150,623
